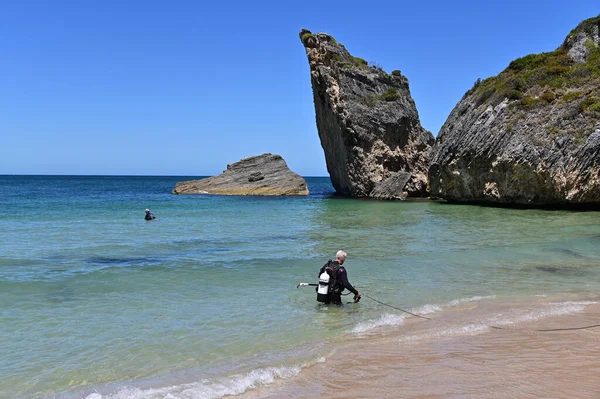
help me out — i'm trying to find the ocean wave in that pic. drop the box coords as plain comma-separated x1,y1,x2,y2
397,299,599,342
489,300,598,326
351,295,491,334
549,300,599,306
449,295,496,306
413,303,442,314
83,359,326,399
351,313,407,333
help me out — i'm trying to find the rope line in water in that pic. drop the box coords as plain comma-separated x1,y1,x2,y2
363,293,431,320
534,324,600,332
299,284,600,332
484,323,600,332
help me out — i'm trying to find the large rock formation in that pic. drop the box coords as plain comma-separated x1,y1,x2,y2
300,30,434,200
429,15,600,207
173,153,309,196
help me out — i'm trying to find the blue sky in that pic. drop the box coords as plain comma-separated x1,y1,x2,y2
1,1,598,176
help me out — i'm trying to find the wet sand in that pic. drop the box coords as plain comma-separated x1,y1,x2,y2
239,296,600,399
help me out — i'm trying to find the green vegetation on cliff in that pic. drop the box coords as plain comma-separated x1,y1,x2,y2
300,32,316,46
564,15,600,43
300,29,409,109
467,15,600,119
382,87,400,101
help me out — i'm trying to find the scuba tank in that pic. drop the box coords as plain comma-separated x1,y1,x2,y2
316,271,330,302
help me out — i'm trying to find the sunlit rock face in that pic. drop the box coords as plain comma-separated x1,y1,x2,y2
429,15,600,207
300,29,434,199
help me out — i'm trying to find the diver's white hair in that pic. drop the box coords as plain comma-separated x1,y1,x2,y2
335,250,347,261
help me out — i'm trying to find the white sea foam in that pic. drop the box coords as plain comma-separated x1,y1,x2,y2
400,323,489,342
550,300,599,306
85,365,304,399
351,297,479,335
398,299,598,343
354,296,597,340
351,313,407,333
413,303,442,315
449,295,495,306
489,300,597,326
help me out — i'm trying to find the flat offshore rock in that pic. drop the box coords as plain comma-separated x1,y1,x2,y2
173,153,309,196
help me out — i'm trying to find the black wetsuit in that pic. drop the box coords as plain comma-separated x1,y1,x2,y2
318,260,358,305
145,212,155,220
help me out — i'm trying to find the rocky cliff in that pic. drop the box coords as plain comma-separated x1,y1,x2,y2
300,30,434,199
430,15,600,207
173,153,309,196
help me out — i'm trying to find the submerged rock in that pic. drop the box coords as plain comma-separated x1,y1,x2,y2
299,29,434,199
429,15,600,207
172,153,309,196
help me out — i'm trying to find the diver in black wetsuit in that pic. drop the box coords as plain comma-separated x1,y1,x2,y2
318,250,361,305
144,209,156,220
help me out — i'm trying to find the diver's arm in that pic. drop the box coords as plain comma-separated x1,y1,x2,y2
338,268,358,295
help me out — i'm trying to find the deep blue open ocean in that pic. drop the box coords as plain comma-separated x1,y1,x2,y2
2,175,600,398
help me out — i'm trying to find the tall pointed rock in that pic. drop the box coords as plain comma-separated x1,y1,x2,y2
300,30,434,199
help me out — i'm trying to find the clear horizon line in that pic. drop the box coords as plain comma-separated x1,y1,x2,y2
0,173,331,178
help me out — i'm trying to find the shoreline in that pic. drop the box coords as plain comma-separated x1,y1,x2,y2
233,293,600,399
60,293,600,399
334,193,600,211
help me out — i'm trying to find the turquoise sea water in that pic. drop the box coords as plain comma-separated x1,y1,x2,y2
2,175,600,398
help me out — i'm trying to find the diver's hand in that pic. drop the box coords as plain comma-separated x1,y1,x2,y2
353,292,361,303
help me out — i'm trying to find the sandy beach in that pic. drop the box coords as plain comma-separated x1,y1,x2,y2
238,296,600,399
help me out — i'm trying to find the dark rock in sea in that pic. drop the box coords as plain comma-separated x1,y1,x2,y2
550,248,585,258
299,29,434,199
172,153,309,196
429,15,600,207
535,265,590,277
536,266,560,273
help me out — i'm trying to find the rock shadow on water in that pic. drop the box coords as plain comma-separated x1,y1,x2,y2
549,248,586,259
169,238,234,252
46,286,81,304
170,234,300,253
171,237,222,246
438,199,600,211
535,265,590,277
536,266,560,273
87,256,146,264
252,233,301,243
86,256,164,267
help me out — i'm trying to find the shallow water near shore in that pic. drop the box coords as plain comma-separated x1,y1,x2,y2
1,175,600,398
